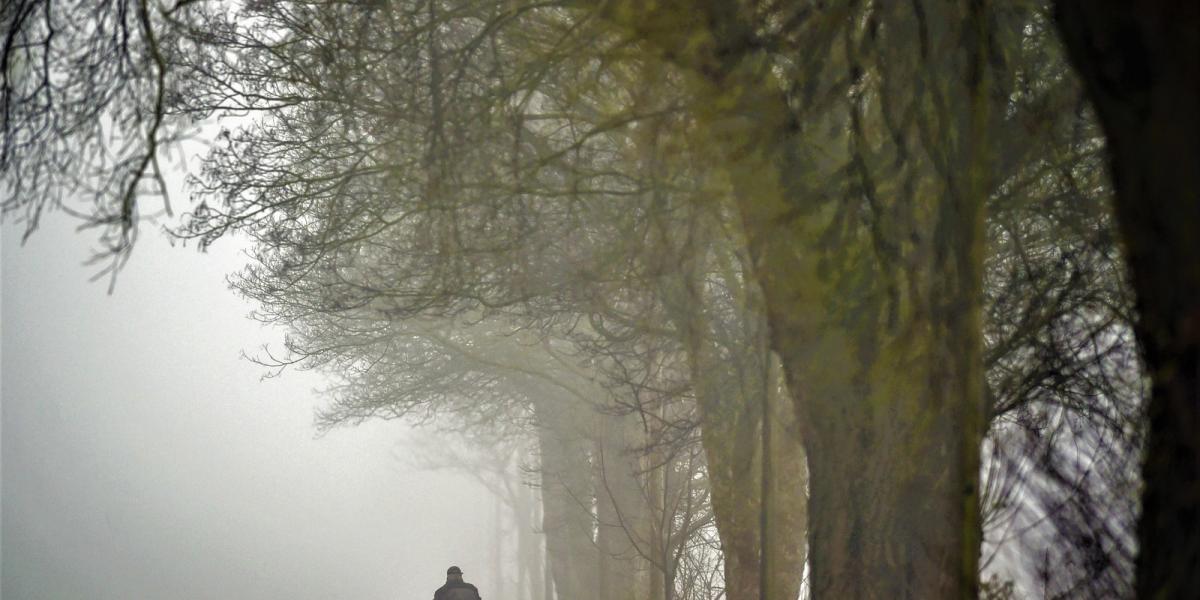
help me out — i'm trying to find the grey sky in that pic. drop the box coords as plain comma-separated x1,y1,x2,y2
2,219,503,600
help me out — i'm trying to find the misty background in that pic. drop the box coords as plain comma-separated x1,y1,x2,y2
2,219,507,599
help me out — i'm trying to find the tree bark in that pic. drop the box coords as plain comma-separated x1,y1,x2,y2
755,203,987,599
689,359,808,600
593,412,645,600
730,5,988,597
1053,3,1200,597
703,4,989,597
534,399,600,600
735,98,987,600
665,211,809,600
601,1,993,597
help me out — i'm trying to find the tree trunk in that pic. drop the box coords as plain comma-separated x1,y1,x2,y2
543,497,556,600
534,399,600,600
765,371,808,600
738,116,987,600
601,1,993,597
1053,3,1200,597
690,355,809,600
713,13,988,600
515,479,541,600
755,205,987,599
494,492,506,600
593,412,644,600
649,204,810,600
716,4,990,596
645,436,667,600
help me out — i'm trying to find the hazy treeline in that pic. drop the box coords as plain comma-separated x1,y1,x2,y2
4,1,1197,599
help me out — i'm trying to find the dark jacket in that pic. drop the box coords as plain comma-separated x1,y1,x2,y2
433,580,481,600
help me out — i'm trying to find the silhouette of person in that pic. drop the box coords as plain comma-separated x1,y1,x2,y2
433,566,482,600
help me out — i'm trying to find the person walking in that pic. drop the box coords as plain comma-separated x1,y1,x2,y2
433,566,482,600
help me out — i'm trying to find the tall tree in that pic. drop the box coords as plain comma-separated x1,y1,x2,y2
598,1,1005,596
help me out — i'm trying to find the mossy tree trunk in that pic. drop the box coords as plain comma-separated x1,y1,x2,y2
603,1,996,597
593,412,645,600
534,399,599,600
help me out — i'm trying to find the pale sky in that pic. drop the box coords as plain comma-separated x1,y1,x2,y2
2,217,504,600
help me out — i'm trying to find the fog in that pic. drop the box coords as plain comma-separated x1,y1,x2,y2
7,1,1192,598
2,221,503,600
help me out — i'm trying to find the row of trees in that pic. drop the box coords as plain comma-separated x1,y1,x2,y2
4,0,1196,598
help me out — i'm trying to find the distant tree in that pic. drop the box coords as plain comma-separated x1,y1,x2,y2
178,3,809,598
404,430,547,600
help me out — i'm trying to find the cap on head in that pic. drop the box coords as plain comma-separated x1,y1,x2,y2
447,566,463,576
